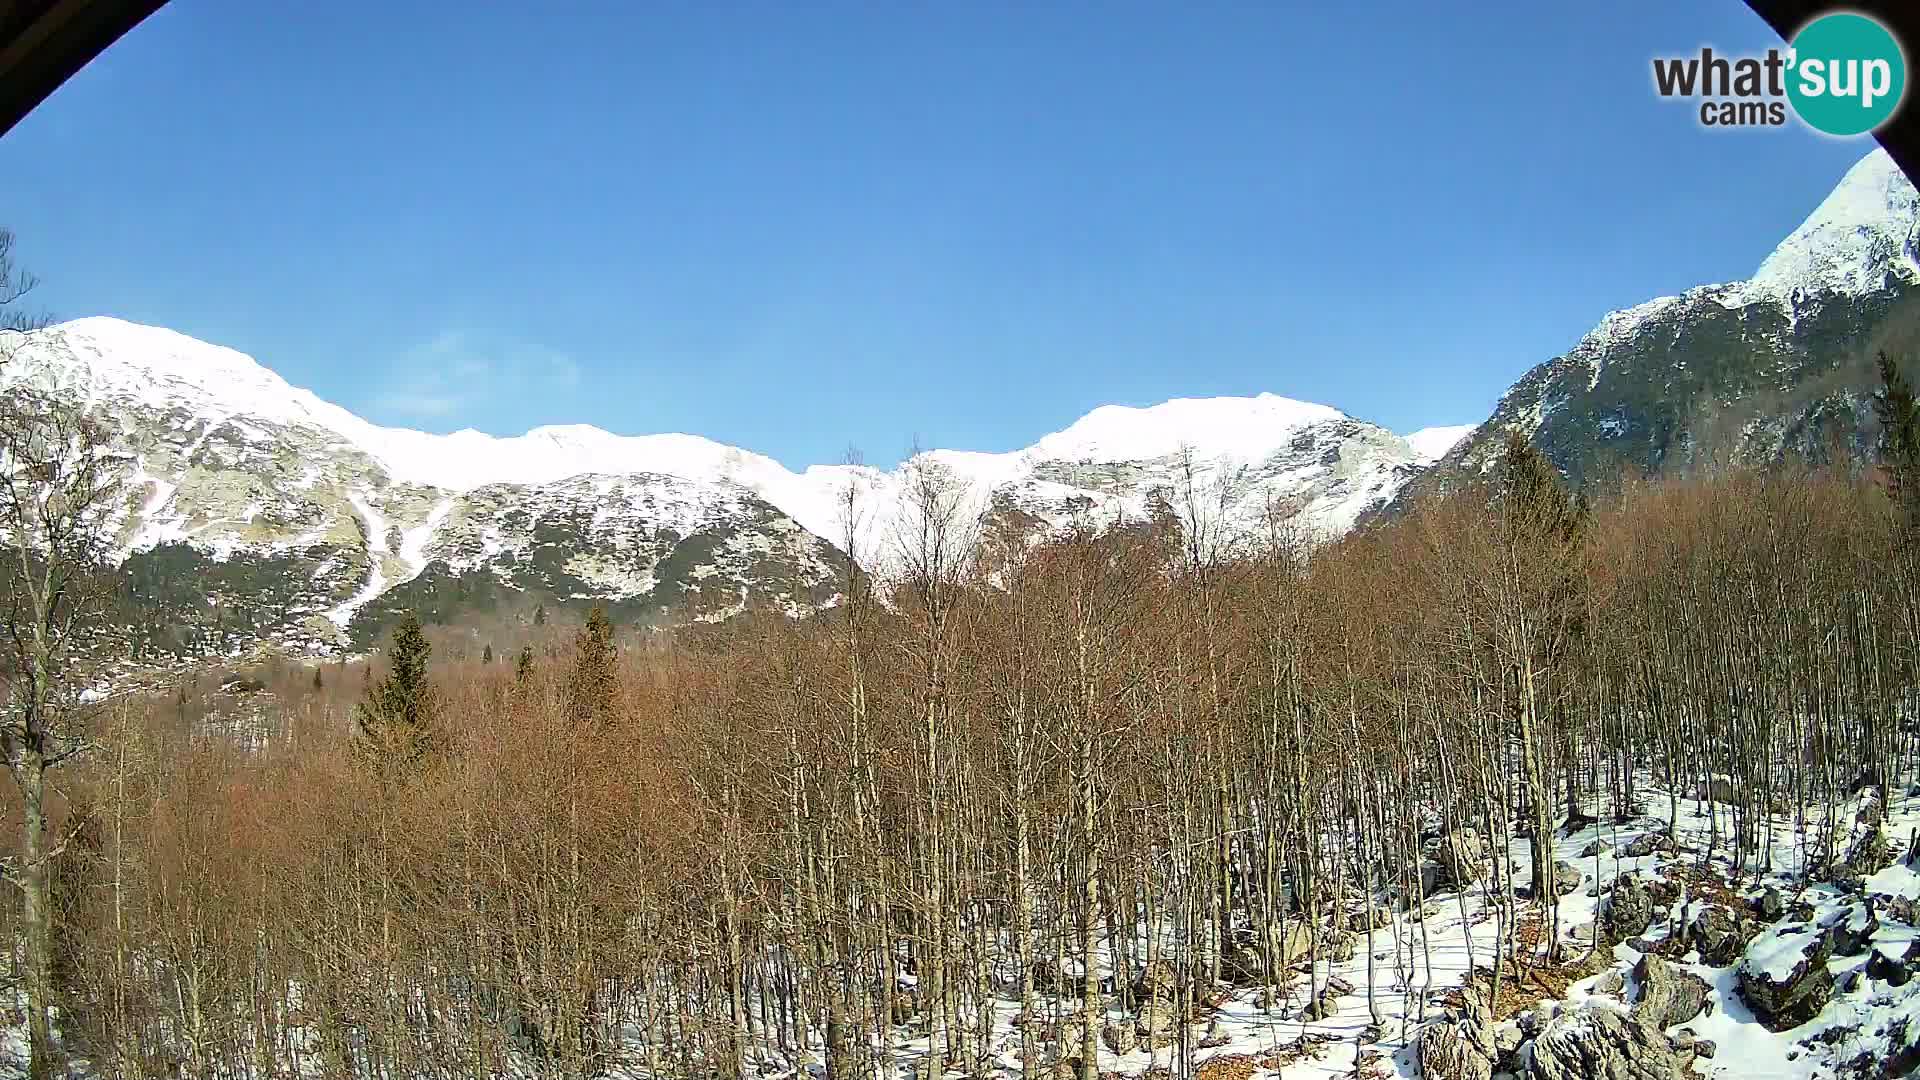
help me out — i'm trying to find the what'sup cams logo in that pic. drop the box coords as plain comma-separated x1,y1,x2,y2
1653,11,1906,135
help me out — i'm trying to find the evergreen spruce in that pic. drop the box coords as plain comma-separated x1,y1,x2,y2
354,613,436,776
1501,428,1580,540
569,606,618,727
482,642,493,664
1874,351,1920,528
533,603,547,627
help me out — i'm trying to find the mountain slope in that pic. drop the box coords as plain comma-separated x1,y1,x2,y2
1,319,1428,657
1426,149,1920,491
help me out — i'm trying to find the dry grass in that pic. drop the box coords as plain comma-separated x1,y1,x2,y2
1662,859,1746,910
1441,961,1578,1023
1193,1053,1259,1080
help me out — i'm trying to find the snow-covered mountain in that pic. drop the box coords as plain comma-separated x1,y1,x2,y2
1427,148,1920,488
1403,424,1477,464
9,148,1912,658
0,318,1430,655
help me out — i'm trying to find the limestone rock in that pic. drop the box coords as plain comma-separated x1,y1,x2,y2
1602,875,1654,943
1624,831,1675,858
1823,901,1878,957
1736,921,1835,1032
1524,1005,1683,1080
1416,1001,1493,1080
1690,904,1746,967
1432,829,1490,889
1631,953,1709,1029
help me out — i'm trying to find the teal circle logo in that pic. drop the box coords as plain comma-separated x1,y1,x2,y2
1787,13,1907,136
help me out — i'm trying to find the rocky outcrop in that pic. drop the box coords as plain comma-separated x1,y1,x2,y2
1824,901,1879,957
1624,831,1676,858
1602,875,1655,944
1736,922,1836,1032
1630,954,1709,1029
1689,904,1746,966
1430,829,1489,892
1415,997,1493,1080
1524,1005,1685,1080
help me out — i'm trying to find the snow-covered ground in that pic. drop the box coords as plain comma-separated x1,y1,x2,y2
0,777,1909,1079
714,780,1917,1080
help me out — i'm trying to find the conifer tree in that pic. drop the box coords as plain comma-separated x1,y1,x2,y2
353,613,435,775
1874,351,1920,528
515,644,535,686
1494,430,1584,912
570,606,618,727
482,642,493,664
533,603,547,627
1502,429,1579,540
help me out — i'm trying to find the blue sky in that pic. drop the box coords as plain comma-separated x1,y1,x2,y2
0,0,1880,468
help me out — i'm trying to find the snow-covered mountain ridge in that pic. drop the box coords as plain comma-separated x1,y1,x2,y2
2,318,1433,653
6,147,1913,657
1422,148,1920,491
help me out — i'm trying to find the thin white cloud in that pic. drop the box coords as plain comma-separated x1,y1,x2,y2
371,330,582,423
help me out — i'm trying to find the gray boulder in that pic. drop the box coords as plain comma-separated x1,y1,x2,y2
1736,922,1835,1032
1631,953,1709,1029
1525,1005,1683,1080
1416,998,1493,1080
1553,860,1582,897
1624,831,1675,858
1433,829,1490,888
1690,904,1745,966
1602,875,1654,943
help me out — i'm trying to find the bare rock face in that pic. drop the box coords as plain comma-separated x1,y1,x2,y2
1689,905,1746,967
1863,935,1920,987
1602,875,1655,944
1822,901,1878,957
1624,832,1676,858
1553,860,1583,897
1524,1005,1684,1080
1736,922,1835,1032
1431,830,1490,890
1416,998,1494,1080
1630,954,1709,1029
1841,827,1893,878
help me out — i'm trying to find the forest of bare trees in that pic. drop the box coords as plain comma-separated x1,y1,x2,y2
0,388,1915,1080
